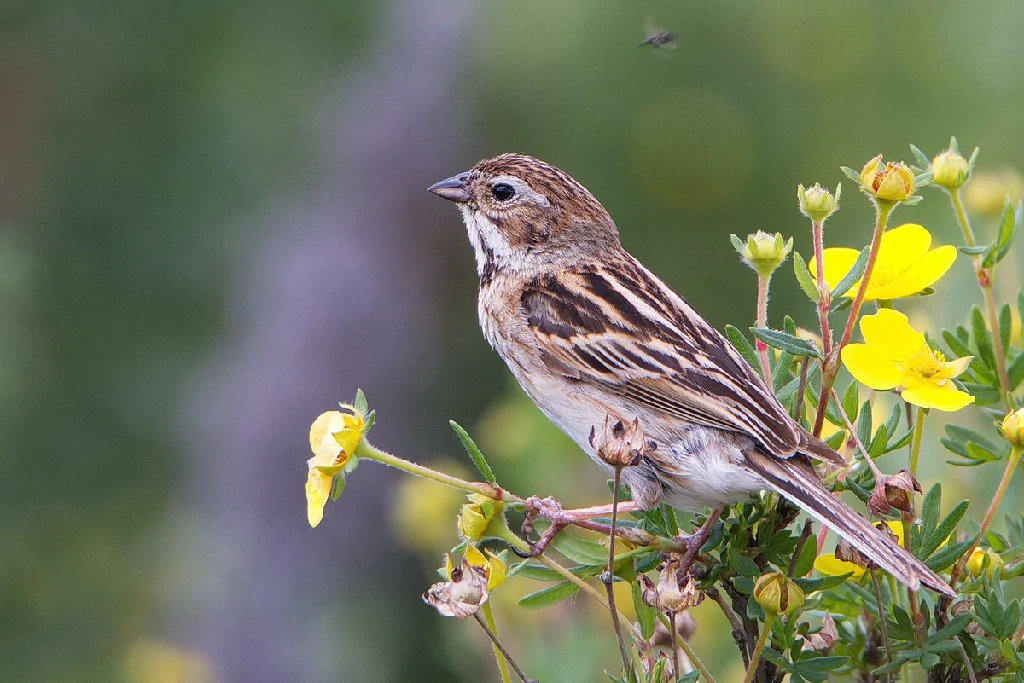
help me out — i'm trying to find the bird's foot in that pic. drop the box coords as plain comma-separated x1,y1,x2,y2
671,509,721,576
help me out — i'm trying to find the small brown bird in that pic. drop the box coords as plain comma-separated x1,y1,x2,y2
429,153,955,598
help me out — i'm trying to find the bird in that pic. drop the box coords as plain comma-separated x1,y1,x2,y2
428,153,955,598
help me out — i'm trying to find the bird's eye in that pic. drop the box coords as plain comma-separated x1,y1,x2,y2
491,183,516,202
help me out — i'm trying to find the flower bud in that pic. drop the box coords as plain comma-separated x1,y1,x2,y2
457,493,503,541
999,407,1024,449
753,571,805,615
964,168,1024,217
797,183,841,222
931,150,970,191
590,415,647,468
731,230,794,277
965,548,1002,578
858,155,915,202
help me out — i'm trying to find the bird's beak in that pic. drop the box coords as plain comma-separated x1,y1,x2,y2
427,173,472,203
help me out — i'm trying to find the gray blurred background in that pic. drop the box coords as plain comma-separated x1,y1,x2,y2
2,2,1023,681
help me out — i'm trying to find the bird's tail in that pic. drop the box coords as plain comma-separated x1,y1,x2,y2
744,449,956,599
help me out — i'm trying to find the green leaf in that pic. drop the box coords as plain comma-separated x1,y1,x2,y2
751,327,821,358
548,530,609,565
631,580,656,640
867,424,888,457
884,402,902,439
971,305,995,370
725,324,761,371
729,546,762,577
856,399,872,449
942,329,973,359
840,166,861,183
958,245,990,256
518,580,580,609
830,246,869,298
330,473,346,501
982,196,1021,268
824,430,846,450
920,483,941,535
925,538,974,571
449,421,498,485
909,143,931,168
841,382,860,424
1007,350,1024,390
793,251,820,303
353,388,369,416
792,538,818,577
926,613,972,644
922,500,969,559
999,303,1012,352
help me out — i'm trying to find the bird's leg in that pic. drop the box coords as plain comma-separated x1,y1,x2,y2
674,509,721,576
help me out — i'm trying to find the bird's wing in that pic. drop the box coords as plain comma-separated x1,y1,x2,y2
520,258,838,463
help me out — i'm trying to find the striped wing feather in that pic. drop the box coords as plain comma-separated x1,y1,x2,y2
521,257,814,459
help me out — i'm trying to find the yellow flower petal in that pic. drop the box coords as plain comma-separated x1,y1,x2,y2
841,344,902,390
874,224,931,272
813,554,865,581
859,309,926,361
942,354,973,378
814,247,860,294
310,411,345,454
868,244,957,300
901,382,975,411
305,468,333,528
486,551,507,590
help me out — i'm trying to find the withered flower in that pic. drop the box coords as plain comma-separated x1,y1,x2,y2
640,560,705,613
802,612,838,652
867,468,921,517
423,560,490,620
590,414,647,468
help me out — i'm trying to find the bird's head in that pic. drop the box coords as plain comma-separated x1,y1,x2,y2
429,153,619,280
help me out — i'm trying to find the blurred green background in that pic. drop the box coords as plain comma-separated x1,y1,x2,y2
2,1,1023,681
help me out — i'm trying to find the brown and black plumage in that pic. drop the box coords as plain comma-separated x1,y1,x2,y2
429,153,955,598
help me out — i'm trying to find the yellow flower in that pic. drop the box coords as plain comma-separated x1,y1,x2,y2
306,407,365,528
457,493,504,541
859,155,915,202
813,554,866,581
811,224,956,300
814,521,905,582
965,548,1003,578
842,310,974,411
999,407,1024,449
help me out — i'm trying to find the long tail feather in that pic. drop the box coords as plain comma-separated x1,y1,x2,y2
745,450,956,598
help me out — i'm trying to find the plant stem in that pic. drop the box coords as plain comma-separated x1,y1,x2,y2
870,570,894,671
605,468,633,680
357,441,520,501
481,602,512,683
740,612,774,683
908,405,925,480
668,610,680,683
757,273,773,383
472,612,532,683
950,188,1011,404
951,445,1022,586
811,218,833,360
814,201,893,436
655,612,716,683
494,526,637,634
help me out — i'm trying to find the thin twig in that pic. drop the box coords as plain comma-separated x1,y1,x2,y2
481,602,512,683
655,612,716,683
870,569,893,676
605,468,633,679
740,612,775,683
473,612,534,683
668,609,680,683
956,637,979,683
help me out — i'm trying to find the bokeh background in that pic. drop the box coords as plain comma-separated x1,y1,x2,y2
3,1,1023,681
